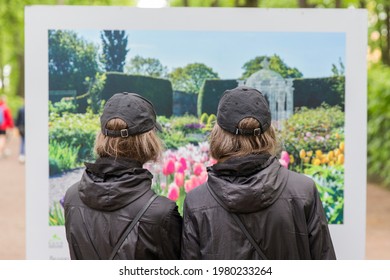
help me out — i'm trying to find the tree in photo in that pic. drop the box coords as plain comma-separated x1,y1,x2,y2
100,30,129,72
126,55,168,78
240,54,303,79
169,63,219,94
49,30,100,95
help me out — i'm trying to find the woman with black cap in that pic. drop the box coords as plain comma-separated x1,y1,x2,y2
181,86,336,260
64,92,182,260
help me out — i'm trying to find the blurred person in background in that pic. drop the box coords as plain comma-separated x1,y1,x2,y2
181,86,336,260
15,101,25,163
0,95,14,159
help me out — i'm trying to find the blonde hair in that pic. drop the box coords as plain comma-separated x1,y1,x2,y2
209,118,278,161
95,118,163,164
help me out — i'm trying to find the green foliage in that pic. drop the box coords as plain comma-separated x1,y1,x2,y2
200,112,209,124
304,164,344,224
49,111,100,166
240,55,303,80
169,63,220,94
367,63,390,186
49,140,80,175
49,99,77,116
101,72,173,116
49,202,65,226
293,77,345,109
279,105,344,167
100,30,129,72
206,113,216,130
126,55,168,78
157,115,205,149
86,72,106,114
198,79,238,116
49,30,100,95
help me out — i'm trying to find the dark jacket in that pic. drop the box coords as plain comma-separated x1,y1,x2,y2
64,157,182,260
181,154,336,260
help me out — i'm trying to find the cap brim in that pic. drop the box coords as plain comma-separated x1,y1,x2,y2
155,122,163,132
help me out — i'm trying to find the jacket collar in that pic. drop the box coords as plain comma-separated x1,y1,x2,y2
79,157,153,211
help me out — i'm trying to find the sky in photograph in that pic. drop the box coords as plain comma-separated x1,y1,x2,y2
77,29,345,79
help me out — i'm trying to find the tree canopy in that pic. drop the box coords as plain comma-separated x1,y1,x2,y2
169,63,220,94
126,55,168,78
100,30,129,72
241,55,303,79
49,30,100,95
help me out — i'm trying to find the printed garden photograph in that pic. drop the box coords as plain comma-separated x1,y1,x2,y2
48,29,345,226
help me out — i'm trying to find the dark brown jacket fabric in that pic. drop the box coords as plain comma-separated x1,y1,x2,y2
181,154,336,260
64,157,182,260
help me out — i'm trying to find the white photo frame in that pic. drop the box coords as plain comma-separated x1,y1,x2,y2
25,6,367,259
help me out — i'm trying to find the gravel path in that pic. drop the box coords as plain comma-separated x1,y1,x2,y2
49,168,84,208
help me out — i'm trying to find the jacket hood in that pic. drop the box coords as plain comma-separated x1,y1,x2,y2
78,157,153,211
207,154,288,213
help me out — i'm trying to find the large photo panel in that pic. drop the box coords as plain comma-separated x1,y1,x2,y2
25,6,367,259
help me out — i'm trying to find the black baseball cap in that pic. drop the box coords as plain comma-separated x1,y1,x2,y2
217,86,271,136
100,92,162,138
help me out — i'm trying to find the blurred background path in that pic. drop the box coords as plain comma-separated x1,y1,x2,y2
0,134,389,259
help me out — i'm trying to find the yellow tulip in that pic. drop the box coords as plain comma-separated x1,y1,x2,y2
334,149,341,157
289,155,294,164
313,159,321,166
315,150,323,157
337,154,344,165
299,149,306,159
306,151,313,157
328,161,335,166
328,151,334,160
321,157,329,164
339,141,345,152
304,157,310,163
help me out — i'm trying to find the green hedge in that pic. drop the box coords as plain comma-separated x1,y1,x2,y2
293,77,344,109
101,72,173,117
198,79,238,116
197,77,344,116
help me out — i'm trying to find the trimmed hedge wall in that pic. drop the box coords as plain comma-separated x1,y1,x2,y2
293,77,344,110
198,77,344,116
101,72,173,117
198,79,238,116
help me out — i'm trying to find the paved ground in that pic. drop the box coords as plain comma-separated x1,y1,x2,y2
0,133,389,259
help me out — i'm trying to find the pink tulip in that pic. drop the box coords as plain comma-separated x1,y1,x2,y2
179,157,187,171
198,171,208,185
279,159,288,169
174,172,185,187
190,175,200,188
193,162,204,176
280,151,290,165
208,157,218,166
168,183,180,201
160,182,166,190
175,162,185,173
184,179,194,193
163,158,175,176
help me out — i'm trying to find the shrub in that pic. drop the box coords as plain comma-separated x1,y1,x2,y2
101,72,173,117
49,140,80,175
279,105,344,169
49,99,77,116
49,111,100,165
367,64,390,186
304,164,344,224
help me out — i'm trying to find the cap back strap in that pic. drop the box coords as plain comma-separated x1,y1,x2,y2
103,128,130,138
235,127,262,136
